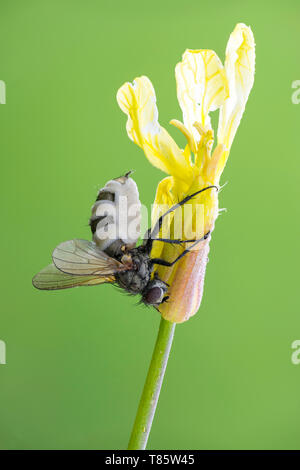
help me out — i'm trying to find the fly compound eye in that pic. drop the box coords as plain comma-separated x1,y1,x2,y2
144,286,164,305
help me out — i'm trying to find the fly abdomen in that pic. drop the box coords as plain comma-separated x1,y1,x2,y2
89,188,115,237
89,172,141,253
95,191,115,203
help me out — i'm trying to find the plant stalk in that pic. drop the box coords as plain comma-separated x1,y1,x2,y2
127,317,176,450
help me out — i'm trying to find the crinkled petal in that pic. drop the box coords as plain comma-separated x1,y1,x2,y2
117,76,193,183
175,50,229,142
217,23,255,171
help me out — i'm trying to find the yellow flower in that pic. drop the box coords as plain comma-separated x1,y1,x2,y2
117,23,255,323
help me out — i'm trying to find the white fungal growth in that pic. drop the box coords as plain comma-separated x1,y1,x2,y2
91,176,141,250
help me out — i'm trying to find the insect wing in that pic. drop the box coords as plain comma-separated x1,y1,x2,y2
32,263,114,290
52,239,132,276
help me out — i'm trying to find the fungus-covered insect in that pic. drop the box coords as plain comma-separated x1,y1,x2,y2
32,172,216,307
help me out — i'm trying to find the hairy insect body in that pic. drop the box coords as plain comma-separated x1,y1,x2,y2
116,249,152,294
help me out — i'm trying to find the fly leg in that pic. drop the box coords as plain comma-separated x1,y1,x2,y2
150,232,210,267
144,185,218,254
152,238,201,245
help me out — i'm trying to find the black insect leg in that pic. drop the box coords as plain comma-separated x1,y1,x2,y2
150,186,218,240
153,238,201,245
144,185,218,254
151,231,210,267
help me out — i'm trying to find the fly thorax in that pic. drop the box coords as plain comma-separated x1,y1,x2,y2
116,252,151,294
89,174,141,252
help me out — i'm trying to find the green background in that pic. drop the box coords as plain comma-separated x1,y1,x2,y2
0,0,299,450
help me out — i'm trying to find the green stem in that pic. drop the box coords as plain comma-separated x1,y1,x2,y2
127,317,176,450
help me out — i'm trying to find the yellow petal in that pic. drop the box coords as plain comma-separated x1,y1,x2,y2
150,176,176,261
150,176,190,261
117,76,193,183
151,177,176,224
217,23,255,171
204,143,226,182
175,50,229,142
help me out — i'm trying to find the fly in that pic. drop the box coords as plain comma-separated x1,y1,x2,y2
32,172,217,308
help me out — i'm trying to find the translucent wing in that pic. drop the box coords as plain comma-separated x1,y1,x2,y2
32,263,115,290
52,239,132,276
